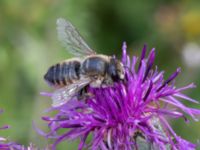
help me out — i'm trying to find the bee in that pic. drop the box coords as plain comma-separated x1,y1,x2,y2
44,18,125,107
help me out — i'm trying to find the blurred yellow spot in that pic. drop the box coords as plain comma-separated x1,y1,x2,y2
181,11,200,39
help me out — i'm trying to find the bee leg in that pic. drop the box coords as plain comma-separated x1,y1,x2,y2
77,88,86,100
121,73,128,85
84,92,94,99
90,76,104,88
102,76,114,88
78,87,94,100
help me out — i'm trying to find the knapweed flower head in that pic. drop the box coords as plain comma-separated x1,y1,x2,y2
42,43,200,150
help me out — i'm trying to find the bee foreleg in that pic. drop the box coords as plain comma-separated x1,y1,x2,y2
90,76,104,88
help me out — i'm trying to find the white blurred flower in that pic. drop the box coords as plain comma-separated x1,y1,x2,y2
182,42,200,68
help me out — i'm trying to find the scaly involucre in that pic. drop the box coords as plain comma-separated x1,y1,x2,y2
42,43,200,150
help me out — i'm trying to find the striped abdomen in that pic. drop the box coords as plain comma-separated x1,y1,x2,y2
44,60,81,87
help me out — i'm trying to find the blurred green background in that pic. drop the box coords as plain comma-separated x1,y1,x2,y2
0,0,200,149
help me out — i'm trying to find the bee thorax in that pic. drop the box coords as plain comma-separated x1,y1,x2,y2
81,56,108,76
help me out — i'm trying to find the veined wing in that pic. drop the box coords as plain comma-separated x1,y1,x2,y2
57,18,96,57
51,78,91,107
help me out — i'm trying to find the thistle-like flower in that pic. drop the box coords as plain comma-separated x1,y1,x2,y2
0,110,44,150
42,43,200,150
0,109,17,150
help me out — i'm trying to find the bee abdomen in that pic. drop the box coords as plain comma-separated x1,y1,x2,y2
44,60,81,87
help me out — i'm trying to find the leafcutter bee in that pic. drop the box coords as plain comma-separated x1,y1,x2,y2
44,18,125,107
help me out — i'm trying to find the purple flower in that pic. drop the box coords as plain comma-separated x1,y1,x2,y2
0,141,38,150
0,109,16,150
0,110,46,150
42,43,200,150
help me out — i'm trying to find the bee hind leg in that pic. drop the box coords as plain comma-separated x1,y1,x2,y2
77,87,94,100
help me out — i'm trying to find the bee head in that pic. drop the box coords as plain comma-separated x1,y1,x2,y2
108,57,125,82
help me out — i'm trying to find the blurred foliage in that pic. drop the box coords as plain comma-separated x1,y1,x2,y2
0,0,200,149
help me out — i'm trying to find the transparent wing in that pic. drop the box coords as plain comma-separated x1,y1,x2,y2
57,18,96,57
51,78,91,107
